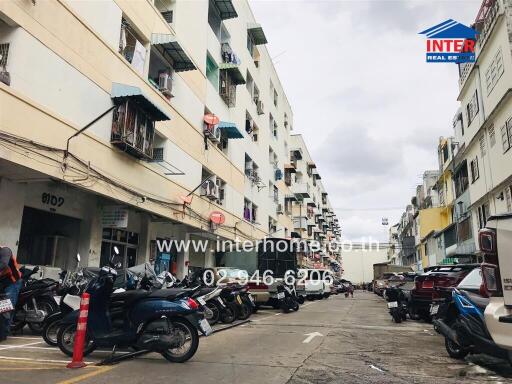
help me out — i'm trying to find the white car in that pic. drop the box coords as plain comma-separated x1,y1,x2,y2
297,269,329,300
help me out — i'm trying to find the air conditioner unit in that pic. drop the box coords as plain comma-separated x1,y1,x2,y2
277,204,284,214
158,73,173,97
202,177,219,200
209,126,221,143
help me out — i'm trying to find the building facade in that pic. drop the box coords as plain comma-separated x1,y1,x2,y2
0,0,340,278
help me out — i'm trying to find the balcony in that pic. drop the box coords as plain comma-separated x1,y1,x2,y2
293,216,308,230
291,183,311,198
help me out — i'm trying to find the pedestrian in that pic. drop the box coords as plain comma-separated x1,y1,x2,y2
0,245,22,342
348,284,354,298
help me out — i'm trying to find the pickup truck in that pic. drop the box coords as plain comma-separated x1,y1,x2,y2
480,213,512,354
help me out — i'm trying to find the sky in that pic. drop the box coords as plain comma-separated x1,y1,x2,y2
250,0,481,241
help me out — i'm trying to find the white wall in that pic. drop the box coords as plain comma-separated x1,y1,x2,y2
341,249,388,284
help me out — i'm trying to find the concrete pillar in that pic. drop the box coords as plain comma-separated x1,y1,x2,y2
0,178,25,253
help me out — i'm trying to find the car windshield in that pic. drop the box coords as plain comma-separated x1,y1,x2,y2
457,268,482,290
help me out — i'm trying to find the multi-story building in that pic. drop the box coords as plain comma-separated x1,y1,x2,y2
455,0,512,254
0,0,339,278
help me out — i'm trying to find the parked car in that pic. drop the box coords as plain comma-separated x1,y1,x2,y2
479,214,512,354
297,269,326,300
373,272,398,296
410,264,478,321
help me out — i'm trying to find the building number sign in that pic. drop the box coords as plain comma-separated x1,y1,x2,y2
41,192,65,208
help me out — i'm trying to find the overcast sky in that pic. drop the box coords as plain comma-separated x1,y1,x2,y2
250,0,481,241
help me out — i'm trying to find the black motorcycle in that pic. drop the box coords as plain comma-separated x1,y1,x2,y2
277,283,299,313
385,284,408,323
11,266,59,333
57,257,210,362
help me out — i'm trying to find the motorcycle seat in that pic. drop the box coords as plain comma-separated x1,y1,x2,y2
193,287,216,297
148,288,189,300
461,290,489,310
111,290,151,307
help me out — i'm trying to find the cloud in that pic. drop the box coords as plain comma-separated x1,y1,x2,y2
250,0,482,240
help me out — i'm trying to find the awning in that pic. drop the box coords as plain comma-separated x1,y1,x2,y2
213,0,238,20
284,164,297,173
218,63,246,85
247,23,268,45
307,162,316,168
218,121,243,139
111,83,171,121
151,34,196,72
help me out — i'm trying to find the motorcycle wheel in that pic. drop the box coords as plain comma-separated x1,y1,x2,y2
292,300,299,312
28,297,59,334
280,299,291,313
297,296,305,304
392,311,402,323
42,317,62,346
205,302,220,326
220,305,236,324
237,302,252,321
160,319,199,363
57,323,96,358
444,337,468,359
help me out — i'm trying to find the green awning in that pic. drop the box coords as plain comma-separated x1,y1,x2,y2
219,63,246,85
247,23,268,45
213,0,238,20
111,83,171,121
218,121,243,139
151,34,196,72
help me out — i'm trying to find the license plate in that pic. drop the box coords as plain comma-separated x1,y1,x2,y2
199,318,212,336
236,295,242,305
0,299,14,314
217,297,226,307
387,301,398,308
197,297,206,306
277,292,285,299
430,304,439,315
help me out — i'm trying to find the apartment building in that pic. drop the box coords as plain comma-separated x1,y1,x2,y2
288,134,341,270
0,0,339,279
455,0,512,252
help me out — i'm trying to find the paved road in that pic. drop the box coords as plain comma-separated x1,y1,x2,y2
1,292,511,383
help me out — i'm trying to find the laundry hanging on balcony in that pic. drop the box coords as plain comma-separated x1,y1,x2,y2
275,169,283,181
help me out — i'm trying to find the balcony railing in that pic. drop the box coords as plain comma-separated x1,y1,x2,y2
292,183,311,198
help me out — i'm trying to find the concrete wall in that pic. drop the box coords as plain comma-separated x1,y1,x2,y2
340,249,388,285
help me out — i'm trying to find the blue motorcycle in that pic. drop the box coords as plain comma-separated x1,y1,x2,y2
433,268,511,362
56,262,211,363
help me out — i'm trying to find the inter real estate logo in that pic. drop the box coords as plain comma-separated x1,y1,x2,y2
419,19,479,63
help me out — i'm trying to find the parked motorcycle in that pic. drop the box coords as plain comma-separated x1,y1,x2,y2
57,253,211,362
11,266,59,333
385,285,408,323
276,283,299,313
42,255,99,346
433,268,512,363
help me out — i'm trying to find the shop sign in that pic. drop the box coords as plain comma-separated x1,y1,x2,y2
102,206,128,228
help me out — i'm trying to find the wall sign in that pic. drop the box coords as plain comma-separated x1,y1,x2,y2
102,206,129,228
41,192,65,211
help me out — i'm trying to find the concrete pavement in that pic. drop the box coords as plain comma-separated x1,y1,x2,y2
1,292,511,383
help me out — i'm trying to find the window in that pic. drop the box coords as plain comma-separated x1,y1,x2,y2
251,204,258,224
477,202,490,229
502,117,512,153
247,32,255,57
0,43,9,69
208,0,222,39
479,135,486,157
466,90,479,126
442,144,449,163
489,125,496,147
206,53,219,88
246,71,254,96
485,49,504,94
243,199,251,221
148,48,174,99
273,89,278,107
454,160,469,197
505,186,512,212
470,157,479,183
119,18,147,76
457,217,472,242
